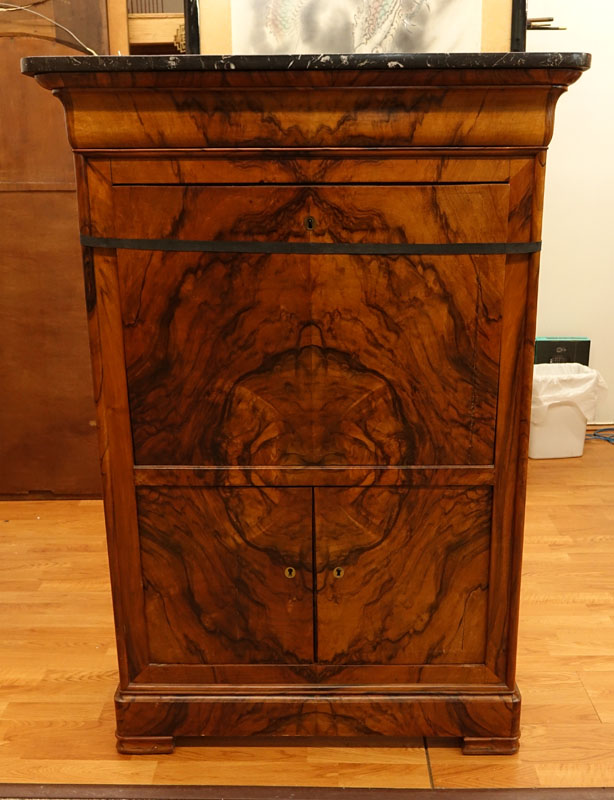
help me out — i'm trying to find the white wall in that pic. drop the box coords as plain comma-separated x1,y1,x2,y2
527,0,614,421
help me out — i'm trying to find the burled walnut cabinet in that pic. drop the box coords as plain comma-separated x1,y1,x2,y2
23,52,589,755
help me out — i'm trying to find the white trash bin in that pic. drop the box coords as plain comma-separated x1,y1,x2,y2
529,363,608,459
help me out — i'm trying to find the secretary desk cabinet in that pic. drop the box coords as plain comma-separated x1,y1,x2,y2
23,52,589,755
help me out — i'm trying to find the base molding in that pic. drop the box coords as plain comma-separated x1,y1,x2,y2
116,735,175,755
462,735,520,755
115,686,521,754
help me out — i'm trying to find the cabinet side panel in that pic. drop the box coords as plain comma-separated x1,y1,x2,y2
504,155,546,687
86,241,150,684
486,157,542,684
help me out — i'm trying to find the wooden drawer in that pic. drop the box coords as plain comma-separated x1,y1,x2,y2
105,183,510,244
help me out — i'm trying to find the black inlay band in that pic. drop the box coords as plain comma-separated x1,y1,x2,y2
80,236,542,256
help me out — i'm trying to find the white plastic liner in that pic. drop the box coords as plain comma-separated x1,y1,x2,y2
531,362,608,425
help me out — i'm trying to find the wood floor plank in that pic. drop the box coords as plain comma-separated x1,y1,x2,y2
152,745,431,788
1,442,614,785
428,441,614,787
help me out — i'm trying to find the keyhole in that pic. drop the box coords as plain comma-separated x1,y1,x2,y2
334,567,345,579
284,567,296,579
304,216,316,230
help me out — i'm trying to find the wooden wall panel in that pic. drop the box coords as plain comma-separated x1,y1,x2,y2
0,190,100,496
0,37,105,495
52,0,109,55
0,1,108,56
0,38,76,186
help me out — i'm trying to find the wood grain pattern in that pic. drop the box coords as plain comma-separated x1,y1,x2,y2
133,466,496,489
131,661,502,688
115,688,521,742
118,250,503,468
108,184,511,243
137,486,314,664
315,487,491,665
109,155,512,186
21,62,587,755
53,84,568,150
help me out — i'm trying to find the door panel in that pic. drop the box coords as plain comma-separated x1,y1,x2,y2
118,252,503,466
137,486,314,664
315,487,491,665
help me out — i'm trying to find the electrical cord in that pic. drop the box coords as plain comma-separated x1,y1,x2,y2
0,1,98,55
586,427,614,444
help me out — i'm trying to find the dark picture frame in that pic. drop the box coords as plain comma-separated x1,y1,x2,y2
183,0,200,53
511,0,528,51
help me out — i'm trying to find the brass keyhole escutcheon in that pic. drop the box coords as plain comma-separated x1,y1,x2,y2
334,567,345,579
304,216,316,230
284,567,296,579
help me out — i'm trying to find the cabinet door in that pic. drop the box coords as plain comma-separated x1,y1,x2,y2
137,486,314,664
314,487,491,665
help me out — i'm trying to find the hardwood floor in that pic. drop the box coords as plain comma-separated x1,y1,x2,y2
1,440,614,787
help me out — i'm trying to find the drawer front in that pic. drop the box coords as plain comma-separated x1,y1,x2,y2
107,184,510,244
137,486,314,665
315,486,492,665
63,84,558,150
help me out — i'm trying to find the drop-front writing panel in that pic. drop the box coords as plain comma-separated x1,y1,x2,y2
116,183,505,468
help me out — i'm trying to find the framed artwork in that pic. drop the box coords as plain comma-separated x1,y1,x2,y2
231,0,483,55
511,0,527,51
198,0,524,54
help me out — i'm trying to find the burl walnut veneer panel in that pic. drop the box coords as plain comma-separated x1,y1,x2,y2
138,486,314,665
22,53,589,756
315,487,491,666
118,249,503,468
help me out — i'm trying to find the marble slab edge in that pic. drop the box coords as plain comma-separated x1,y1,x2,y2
21,52,591,75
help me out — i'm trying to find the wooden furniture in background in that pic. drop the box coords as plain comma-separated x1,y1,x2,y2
107,0,185,54
107,0,130,54
127,12,183,49
22,52,588,755
0,0,108,496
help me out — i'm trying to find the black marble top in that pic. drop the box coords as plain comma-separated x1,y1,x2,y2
21,52,591,75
